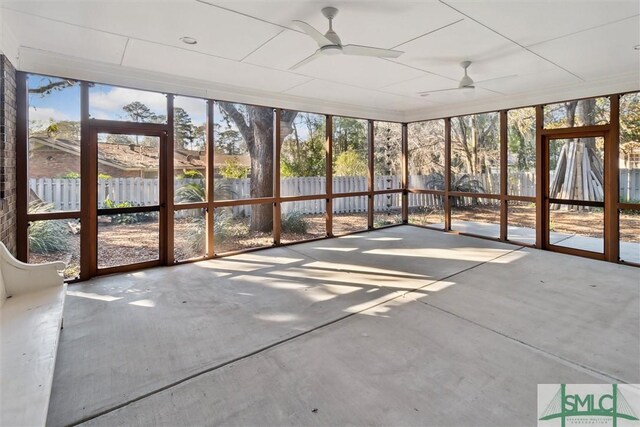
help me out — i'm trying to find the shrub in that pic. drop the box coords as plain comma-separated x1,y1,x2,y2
98,173,111,180
61,171,80,179
177,169,204,179
103,198,154,224
175,181,234,203
213,207,233,242
426,172,485,206
28,201,70,254
185,215,206,256
220,159,249,179
281,211,308,234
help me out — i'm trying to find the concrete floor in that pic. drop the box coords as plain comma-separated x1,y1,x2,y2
47,226,640,426
449,221,640,262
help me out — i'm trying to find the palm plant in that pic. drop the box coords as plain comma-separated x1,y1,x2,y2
425,172,485,206
175,181,234,203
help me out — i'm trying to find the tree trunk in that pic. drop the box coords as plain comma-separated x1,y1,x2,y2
217,103,297,232
247,108,274,232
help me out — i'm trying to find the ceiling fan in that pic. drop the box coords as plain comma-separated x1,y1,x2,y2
290,7,404,70
418,61,516,96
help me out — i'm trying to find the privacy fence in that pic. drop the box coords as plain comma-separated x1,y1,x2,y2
29,170,640,215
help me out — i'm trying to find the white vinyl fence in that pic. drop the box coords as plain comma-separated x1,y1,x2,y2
29,170,640,215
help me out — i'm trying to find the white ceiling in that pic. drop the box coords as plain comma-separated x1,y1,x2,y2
1,0,638,122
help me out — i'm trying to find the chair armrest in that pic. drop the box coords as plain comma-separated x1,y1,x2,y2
4,256,65,272
0,243,65,297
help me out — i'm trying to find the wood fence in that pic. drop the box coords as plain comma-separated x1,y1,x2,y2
28,169,640,214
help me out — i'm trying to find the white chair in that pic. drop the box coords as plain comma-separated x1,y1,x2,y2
0,242,67,427
0,242,65,302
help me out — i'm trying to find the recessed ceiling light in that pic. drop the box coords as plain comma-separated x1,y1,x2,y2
180,37,198,45
635,44,640,50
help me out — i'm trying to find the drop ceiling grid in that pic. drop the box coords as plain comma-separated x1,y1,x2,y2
528,16,640,81
3,8,129,66
442,0,640,47
1,1,638,121
121,39,314,94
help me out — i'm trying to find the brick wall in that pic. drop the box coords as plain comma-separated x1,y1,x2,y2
0,55,16,255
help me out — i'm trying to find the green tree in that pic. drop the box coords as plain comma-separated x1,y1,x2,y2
508,108,536,172
122,101,163,123
334,151,368,176
215,117,246,155
174,107,204,150
621,93,640,143
333,117,367,154
280,113,326,178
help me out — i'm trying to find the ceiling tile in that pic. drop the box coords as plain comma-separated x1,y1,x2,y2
213,0,464,50
380,74,455,99
283,79,434,111
242,29,322,69
529,16,640,80
286,54,424,89
445,0,640,47
476,68,579,96
122,39,311,93
410,86,497,105
3,8,127,64
396,19,560,83
1,0,282,60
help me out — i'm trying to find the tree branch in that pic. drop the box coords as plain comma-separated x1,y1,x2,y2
218,102,251,142
28,79,77,95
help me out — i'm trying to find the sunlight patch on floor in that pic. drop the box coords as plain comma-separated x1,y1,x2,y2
312,247,359,252
254,312,301,323
128,299,156,308
66,290,122,302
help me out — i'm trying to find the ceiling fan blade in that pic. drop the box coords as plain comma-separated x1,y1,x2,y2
289,51,322,71
292,20,332,47
473,74,518,85
418,87,466,96
342,44,403,58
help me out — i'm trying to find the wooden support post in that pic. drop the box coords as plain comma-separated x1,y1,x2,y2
164,94,174,265
367,120,374,229
444,118,452,231
15,72,28,262
273,109,281,245
80,82,96,279
606,95,620,262
500,110,508,241
206,100,215,257
401,123,409,224
326,115,333,237
535,105,544,248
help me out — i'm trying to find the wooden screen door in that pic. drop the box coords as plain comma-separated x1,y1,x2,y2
87,127,168,276
543,131,608,259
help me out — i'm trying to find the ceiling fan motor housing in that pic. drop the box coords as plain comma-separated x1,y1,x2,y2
320,45,342,55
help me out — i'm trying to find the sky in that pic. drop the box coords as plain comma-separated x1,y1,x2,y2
28,74,207,125
27,73,320,142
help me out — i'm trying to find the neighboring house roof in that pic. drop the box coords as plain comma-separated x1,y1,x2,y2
29,136,250,171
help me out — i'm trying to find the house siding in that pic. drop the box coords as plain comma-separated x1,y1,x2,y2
0,55,17,255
